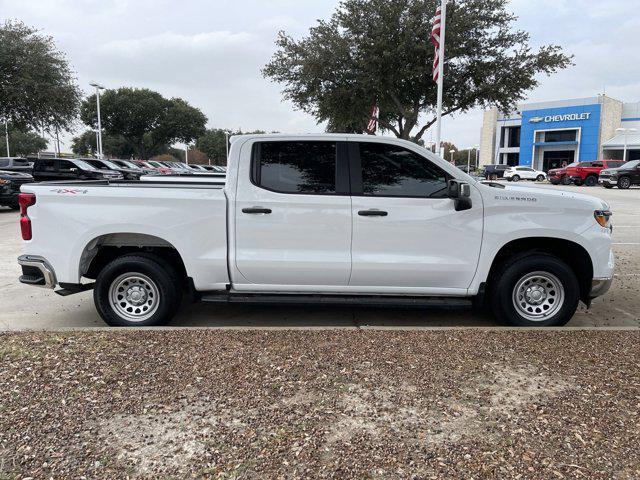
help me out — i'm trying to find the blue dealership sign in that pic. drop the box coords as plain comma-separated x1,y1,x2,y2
519,103,601,166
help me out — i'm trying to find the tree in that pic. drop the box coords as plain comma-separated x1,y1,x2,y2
196,128,267,165
0,21,80,133
80,88,207,159
70,129,137,158
0,123,47,156
263,0,572,141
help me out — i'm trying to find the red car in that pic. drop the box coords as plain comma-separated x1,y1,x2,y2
567,159,626,186
547,162,577,185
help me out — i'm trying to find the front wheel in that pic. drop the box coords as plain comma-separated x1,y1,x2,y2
573,178,584,186
94,253,182,326
561,176,572,185
618,176,631,189
490,253,580,327
536,174,545,182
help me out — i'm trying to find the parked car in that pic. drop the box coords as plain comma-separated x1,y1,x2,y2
32,158,124,182
110,159,156,175
0,157,33,173
0,170,33,209
83,158,143,180
146,160,184,174
547,162,578,185
481,164,509,180
503,166,546,182
599,159,640,189
567,159,626,186
17,134,613,329
130,160,172,175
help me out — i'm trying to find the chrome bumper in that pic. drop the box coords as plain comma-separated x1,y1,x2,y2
17,255,57,289
589,277,613,298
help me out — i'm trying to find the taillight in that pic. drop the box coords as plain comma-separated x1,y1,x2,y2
18,193,36,240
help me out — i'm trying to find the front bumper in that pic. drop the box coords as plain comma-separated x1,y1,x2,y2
590,277,613,298
18,255,57,289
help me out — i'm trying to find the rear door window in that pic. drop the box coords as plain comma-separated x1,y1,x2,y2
252,141,337,194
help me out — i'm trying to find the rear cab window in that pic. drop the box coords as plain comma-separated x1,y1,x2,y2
252,141,338,194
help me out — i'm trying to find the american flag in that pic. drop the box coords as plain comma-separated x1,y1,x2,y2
366,105,379,134
430,5,442,82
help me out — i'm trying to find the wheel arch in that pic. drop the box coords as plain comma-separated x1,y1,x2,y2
485,237,594,303
79,232,188,281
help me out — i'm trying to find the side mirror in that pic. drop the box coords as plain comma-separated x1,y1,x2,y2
447,179,472,211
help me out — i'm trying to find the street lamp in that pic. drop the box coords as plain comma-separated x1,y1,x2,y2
474,144,480,170
89,82,105,158
615,127,638,162
449,148,457,164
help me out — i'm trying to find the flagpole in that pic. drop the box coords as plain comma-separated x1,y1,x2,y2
435,0,447,158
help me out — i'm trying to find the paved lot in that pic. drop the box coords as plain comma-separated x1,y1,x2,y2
1,183,638,330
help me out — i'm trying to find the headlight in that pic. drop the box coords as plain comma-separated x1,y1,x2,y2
594,210,612,228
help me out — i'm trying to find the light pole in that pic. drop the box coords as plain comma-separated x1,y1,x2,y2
616,127,637,162
4,120,9,157
89,82,105,158
449,148,457,165
467,148,472,172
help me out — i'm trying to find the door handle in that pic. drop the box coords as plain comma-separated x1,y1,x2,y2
242,207,272,214
358,209,388,217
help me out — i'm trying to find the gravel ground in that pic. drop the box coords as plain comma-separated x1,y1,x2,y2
1,330,639,479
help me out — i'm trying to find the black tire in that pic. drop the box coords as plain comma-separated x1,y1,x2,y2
511,175,520,182
549,179,559,185
490,253,580,327
536,174,545,182
561,176,571,185
94,253,183,326
584,175,598,187
617,176,631,189
573,178,583,186
603,184,613,189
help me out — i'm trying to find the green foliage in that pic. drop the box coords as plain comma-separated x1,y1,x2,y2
0,21,81,132
70,129,137,158
263,0,572,141
196,128,267,166
80,88,207,159
0,123,47,156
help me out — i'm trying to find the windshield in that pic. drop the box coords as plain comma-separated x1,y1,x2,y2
122,161,141,169
101,160,121,169
565,162,579,168
620,160,640,170
74,160,99,171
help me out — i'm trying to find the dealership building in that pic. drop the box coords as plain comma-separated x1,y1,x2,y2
479,95,640,171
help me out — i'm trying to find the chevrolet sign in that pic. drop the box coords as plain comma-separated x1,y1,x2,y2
529,112,591,123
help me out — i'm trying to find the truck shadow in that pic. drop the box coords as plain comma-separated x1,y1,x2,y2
170,302,496,328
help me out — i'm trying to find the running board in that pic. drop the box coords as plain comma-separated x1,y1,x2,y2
200,293,473,309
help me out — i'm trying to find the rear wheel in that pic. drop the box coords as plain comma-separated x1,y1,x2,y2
618,176,631,189
490,253,580,327
511,174,520,182
584,175,598,186
94,253,182,326
536,174,545,182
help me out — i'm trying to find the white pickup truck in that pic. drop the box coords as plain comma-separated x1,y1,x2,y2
17,134,614,327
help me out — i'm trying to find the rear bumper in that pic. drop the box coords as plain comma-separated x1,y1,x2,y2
17,255,57,289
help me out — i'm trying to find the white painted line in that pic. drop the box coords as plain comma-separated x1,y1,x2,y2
614,225,640,228
614,273,640,277
614,307,638,320
613,243,640,245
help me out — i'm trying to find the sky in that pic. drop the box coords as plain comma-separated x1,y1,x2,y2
1,0,639,152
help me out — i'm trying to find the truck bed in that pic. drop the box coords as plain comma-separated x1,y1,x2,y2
20,180,230,291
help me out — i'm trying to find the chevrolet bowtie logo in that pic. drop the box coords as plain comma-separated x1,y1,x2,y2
529,116,544,123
